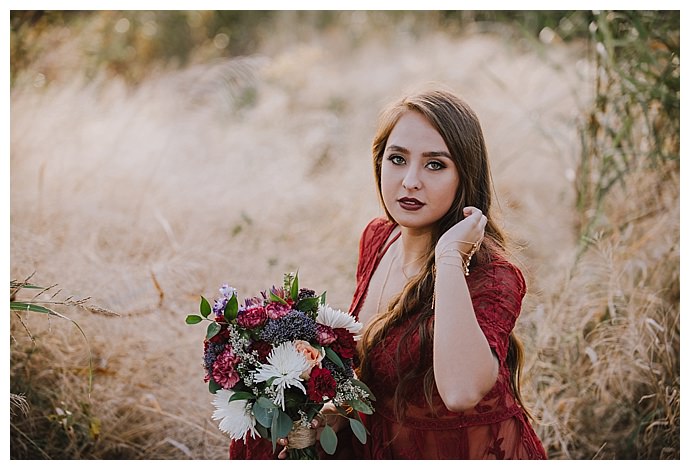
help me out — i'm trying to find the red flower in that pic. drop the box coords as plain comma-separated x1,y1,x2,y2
212,345,241,389
249,340,273,363
315,324,337,346
237,305,267,329
330,328,356,359
306,367,337,402
265,301,292,320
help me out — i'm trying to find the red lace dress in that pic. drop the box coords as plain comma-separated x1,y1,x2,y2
229,218,547,459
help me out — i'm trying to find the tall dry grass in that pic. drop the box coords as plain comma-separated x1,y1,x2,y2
10,11,678,459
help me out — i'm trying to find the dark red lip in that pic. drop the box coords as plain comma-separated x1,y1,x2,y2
398,197,425,211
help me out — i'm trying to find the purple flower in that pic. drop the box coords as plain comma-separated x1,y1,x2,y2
259,310,317,344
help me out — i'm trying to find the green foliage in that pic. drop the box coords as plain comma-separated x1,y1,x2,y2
575,11,679,238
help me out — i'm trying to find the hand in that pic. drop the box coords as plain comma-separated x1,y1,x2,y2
277,403,344,459
435,206,487,258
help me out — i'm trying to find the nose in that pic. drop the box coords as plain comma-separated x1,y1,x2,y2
402,166,421,190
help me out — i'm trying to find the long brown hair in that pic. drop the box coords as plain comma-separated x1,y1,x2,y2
357,87,529,420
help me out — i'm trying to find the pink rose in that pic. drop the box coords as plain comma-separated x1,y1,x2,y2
294,340,324,379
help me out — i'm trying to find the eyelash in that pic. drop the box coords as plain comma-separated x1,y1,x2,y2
387,155,446,171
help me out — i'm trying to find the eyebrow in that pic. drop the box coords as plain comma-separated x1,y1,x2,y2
386,145,451,159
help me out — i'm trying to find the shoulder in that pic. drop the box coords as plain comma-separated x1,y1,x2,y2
472,251,526,298
358,217,396,250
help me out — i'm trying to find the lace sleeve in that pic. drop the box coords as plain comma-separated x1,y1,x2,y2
469,260,526,364
349,218,395,316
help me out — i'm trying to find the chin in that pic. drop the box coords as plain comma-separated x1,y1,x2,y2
390,211,437,232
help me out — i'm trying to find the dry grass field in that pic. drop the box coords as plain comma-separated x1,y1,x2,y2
9,11,679,460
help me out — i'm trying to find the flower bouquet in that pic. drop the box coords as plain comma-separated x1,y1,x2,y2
185,272,375,459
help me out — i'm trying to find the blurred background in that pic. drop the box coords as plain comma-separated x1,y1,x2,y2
9,10,679,459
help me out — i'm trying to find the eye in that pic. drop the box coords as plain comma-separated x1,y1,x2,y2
387,154,405,165
426,160,446,171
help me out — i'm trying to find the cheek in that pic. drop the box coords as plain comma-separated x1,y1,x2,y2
380,165,398,197
437,175,460,210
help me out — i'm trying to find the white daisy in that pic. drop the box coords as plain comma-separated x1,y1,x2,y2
253,342,309,410
211,390,258,442
316,304,362,335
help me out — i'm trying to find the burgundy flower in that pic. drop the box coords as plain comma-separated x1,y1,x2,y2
249,340,273,363
265,301,292,320
306,366,337,402
212,345,241,389
315,324,337,346
330,328,356,359
236,305,267,329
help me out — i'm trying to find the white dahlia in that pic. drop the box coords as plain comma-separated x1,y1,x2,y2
316,304,362,335
211,390,258,442
253,341,309,410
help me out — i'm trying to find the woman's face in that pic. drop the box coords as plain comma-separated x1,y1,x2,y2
381,111,460,232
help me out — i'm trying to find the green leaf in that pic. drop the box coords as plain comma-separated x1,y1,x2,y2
290,271,299,301
10,301,55,314
257,396,277,409
349,417,368,444
255,423,269,440
208,378,221,394
350,379,376,401
224,293,238,322
228,391,255,402
319,291,327,305
324,347,345,369
319,424,338,455
295,297,319,314
253,402,274,428
269,291,288,305
185,314,203,324
205,322,221,340
350,399,373,415
273,409,293,439
200,296,212,318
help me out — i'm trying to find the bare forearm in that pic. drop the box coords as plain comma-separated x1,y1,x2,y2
432,255,498,412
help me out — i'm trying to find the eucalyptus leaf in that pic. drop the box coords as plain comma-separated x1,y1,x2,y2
273,409,293,439
349,417,368,444
319,291,327,306
257,396,277,409
350,399,373,415
350,378,376,401
319,424,338,455
256,423,269,440
253,402,274,428
324,347,345,369
185,314,203,324
200,296,212,318
205,322,221,340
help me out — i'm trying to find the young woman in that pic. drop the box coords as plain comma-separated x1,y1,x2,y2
232,87,547,459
